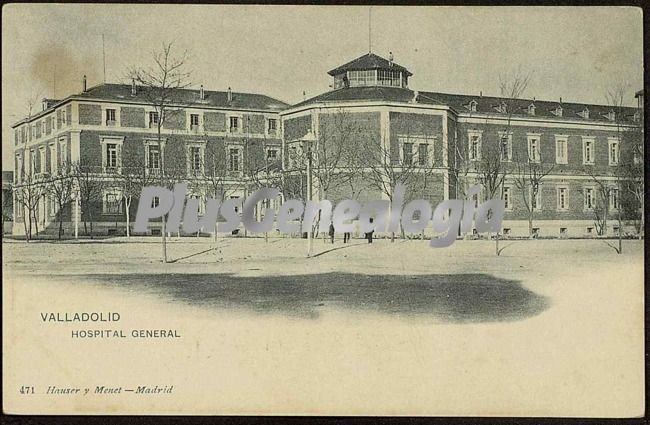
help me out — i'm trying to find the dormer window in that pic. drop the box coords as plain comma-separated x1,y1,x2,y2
607,110,616,121
554,106,563,117
468,100,478,112
528,104,536,116
497,101,507,114
634,111,641,122
580,108,590,119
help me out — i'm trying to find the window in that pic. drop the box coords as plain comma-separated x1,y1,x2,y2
58,138,67,169
554,106,563,117
555,136,568,164
348,70,376,87
560,227,568,237
39,148,46,174
402,142,414,165
557,187,569,210
377,70,401,87
267,119,277,134
529,186,542,210
228,147,241,172
607,111,616,121
229,116,240,133
584,187,594,210
468,131,481,161
41,121,46,135
147,144,161,173
101,137,123,173
528,104,536,115
608,138,619,165
149,112,159,128
609,188,619,210
152,197,160,208
468,100,478,112
581,108,589,119
190,114,200,131
188,146,203,175
582,137,595,165
418,144,428,166
502,186,512,210
586,226,594,235
266,148,279,161
103,190,121,214
503,228,511,236
29,150,36,176
527,135,541,163
49,143,56,174
106,109,116,126
106,143,118,168
499,133,512,161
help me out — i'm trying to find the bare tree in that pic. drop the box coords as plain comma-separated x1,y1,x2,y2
513,154,555,238
46,171,75,240
357,127,436,242
73,164,105,238
13,169,46,241
619,121,644,238
127,40,192,262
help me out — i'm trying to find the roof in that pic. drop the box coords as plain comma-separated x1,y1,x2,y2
290,86,639,123
78,84,290,111
13,84,290,127
328,53,412,77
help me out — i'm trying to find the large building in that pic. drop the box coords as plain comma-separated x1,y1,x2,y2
10,52,644,238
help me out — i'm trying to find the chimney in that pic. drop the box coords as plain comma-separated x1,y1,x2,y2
559,97,562,103
200,85,205,100
389,51,393,67
131,78,136,95
42,98,48,111
480,91,483,97
82,75,87,92
227,87,232,102
412,90,419,103
303,90,306,101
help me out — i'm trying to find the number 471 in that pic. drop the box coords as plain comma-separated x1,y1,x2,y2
20,386,34,394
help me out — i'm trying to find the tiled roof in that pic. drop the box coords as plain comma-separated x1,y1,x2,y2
77,84,290,111
328,53,412,77
290,86,639,123
12,84,290,127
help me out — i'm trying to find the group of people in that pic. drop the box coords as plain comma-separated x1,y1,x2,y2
328,219,374,244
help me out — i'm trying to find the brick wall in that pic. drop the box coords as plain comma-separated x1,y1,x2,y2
243,114,265,134
164,109,186,130
78,103,102,125
456,122,623,176
389,112,444,165
204,112,227,132
120,107,145,128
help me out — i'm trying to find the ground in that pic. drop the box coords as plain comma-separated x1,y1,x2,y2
2,236,645,416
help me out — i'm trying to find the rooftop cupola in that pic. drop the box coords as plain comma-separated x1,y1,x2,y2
328,52,412,89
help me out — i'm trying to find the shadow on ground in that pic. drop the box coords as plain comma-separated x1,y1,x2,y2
68,272,550,323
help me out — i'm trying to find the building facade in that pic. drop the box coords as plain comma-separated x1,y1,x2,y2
11,53,644,238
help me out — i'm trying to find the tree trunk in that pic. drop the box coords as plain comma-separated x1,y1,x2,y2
528,212,533,238
495,232,500,256
23,214,29,242
125,198,131,238
58,206,64,240
162,215,168,263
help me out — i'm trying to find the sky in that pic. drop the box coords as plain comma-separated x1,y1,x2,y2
2,5,644,171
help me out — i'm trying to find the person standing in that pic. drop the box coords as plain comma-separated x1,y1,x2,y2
328,221,335,244
343,231,351,243
366,218,374,243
